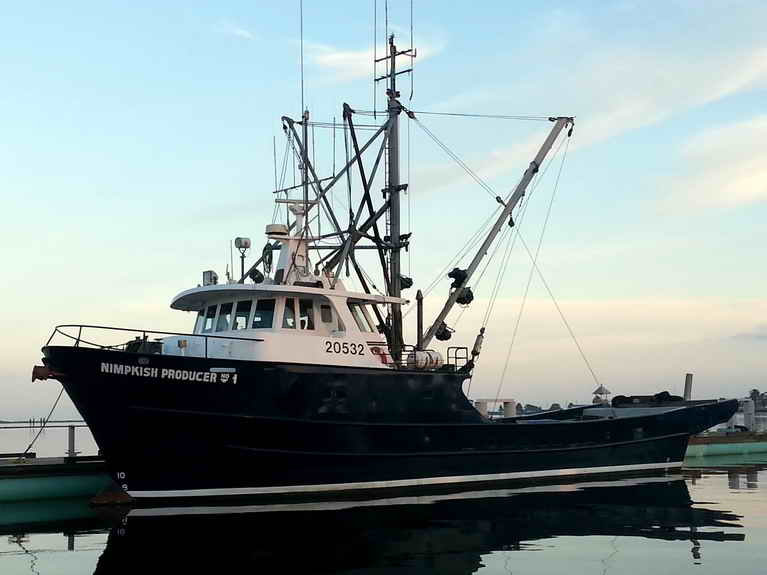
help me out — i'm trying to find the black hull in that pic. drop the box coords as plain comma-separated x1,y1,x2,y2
43,346,738,500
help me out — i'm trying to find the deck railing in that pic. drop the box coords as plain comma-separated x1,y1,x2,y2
365,342,470,371
46,325,469,371
46,324,264,359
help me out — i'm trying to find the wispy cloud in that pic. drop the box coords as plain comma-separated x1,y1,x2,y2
308,39,443,82
733,324,767,341
418,5,767,193
660,115,767,210
218,19,255,41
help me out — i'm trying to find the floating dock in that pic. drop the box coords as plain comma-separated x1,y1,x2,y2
0,453,113,501
685,431,767,458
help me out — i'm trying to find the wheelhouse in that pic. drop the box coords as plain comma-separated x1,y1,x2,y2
177,285,386,339
163,283,405,368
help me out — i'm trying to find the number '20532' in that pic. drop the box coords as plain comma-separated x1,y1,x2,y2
325,341,365,355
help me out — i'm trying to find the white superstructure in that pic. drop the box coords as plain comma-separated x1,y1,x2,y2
162,203,408,368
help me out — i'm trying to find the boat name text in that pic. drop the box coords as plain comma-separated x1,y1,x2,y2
100,363,237,383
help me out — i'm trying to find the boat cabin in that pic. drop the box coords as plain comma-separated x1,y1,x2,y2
160,203,409,369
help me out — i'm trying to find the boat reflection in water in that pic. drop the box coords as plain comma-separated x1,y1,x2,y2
91,475,744,575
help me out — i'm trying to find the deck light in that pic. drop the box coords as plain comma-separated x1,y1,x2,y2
235,237,251,280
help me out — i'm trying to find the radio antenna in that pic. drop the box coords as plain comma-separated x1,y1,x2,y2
373,0,377,118
409,0,414,100
299,0,305,113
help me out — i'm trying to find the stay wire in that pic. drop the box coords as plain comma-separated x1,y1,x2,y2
416,210,497,301
407,115,412,276
411,111,550,122
412,117,498,201
448,132,567,331
493,138,584,404
479,211,521,328
519,231,602,388
451,223,513,330
272,136,292,224
403,204,502,318
23,386,64,456
344,121,353,227
410,118,568,324
481,135,567,328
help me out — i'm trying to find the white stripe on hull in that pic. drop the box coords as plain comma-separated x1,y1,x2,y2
127,460,683,499
129,474,683,517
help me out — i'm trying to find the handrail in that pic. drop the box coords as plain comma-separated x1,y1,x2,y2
51,324,265,343
0,424,89,430
46,324,265,359
364,341,453,370
0,419,85,425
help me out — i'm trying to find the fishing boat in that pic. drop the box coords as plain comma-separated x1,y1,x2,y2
32,36,736,502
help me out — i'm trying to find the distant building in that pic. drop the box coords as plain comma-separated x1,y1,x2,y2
593,384,611,405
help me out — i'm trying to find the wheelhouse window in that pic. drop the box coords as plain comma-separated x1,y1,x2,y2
320,302,345,332
194,309,205,333
233,300,252,330
202,305,217,333
348,303,374,333
251,299,275,329
216,302,233,332
299,299,315,330
282,298,296,329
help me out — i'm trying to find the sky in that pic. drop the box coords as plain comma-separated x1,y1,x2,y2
1,0,766,420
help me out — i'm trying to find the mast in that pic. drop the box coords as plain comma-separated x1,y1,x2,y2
421,116,574,349
386,34,404,359
301,108,309,234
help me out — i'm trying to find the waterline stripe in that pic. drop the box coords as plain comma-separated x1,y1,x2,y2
129,474,684,517
127,460,682,499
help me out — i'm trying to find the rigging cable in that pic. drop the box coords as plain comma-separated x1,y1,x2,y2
454,223,513,327
403,114,565,310
343,119,353,231
495,138,588,400
22,386,64,456
402,205,502,318
411,117,499,201
440,131,568,331
271,135,280,224
407,113,412,276
273,134,292,224
480,135,567,329
312,122,318,236
273,136,278,190
412,111,550,122
518,230,602,389
332,116,336,214
454,148,555,391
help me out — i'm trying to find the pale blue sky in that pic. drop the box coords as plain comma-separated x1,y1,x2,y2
1,1,766,418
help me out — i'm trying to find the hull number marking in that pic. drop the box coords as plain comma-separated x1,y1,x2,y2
324,341,364,355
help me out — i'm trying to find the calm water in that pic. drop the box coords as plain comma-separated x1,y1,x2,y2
2,455,767,574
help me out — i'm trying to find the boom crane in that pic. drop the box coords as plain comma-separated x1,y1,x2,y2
421,116,574,349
